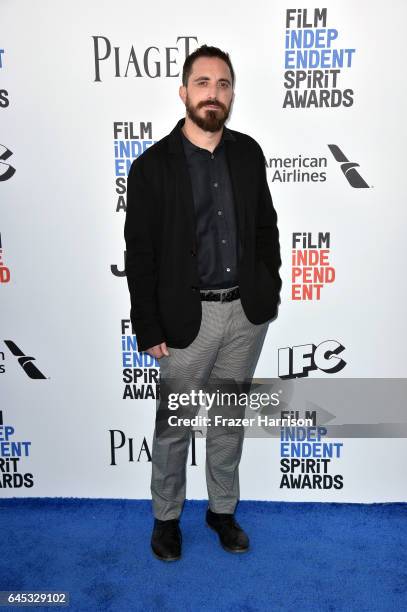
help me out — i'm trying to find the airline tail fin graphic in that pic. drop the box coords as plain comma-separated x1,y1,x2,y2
0,144,16,181
328,145,369,188
4,340,47,379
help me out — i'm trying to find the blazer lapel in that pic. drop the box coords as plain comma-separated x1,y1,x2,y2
168,121,197,250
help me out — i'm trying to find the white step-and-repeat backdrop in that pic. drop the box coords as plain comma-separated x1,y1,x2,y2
2,0,406,502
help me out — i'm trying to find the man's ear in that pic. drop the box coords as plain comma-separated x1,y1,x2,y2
179,85,187,105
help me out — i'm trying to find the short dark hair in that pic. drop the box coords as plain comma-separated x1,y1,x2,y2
182,45,235,87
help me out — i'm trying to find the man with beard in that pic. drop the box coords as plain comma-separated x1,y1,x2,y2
124,45,281,561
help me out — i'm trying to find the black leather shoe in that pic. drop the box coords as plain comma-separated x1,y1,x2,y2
151,518,182,561
206,508,249,553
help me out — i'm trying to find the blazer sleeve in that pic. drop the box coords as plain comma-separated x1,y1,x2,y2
255,144,282,292
124,156,165,352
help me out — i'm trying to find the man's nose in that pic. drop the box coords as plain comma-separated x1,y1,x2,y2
206,83,218,99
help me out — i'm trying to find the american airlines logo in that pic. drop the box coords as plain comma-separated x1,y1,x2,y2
328,145,369,188
0,144,16,181
4,341,47,379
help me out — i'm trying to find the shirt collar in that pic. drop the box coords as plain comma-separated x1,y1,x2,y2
179,119,236,156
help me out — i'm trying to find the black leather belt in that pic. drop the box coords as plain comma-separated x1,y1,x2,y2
199,286,240,303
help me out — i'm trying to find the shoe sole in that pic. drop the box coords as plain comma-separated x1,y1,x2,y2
152,549,181,562
206,523,250,554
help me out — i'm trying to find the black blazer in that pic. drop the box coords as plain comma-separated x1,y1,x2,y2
124,118,281,352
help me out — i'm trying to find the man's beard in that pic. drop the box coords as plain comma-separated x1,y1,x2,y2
185,95,230,132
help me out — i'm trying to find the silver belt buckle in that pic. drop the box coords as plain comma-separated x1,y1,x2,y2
221,287,234,303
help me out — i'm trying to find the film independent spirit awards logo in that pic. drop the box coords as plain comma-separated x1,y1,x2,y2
282,7,356,109
0,409,34,490
0,233,11,284
291,231,335,301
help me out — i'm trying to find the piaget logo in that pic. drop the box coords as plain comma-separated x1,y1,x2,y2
92,36,198,82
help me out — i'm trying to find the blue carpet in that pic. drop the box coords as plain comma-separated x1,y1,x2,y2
1,498,406,611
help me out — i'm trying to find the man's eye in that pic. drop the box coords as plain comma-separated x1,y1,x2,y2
218,82,230,88
198,81,208,86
